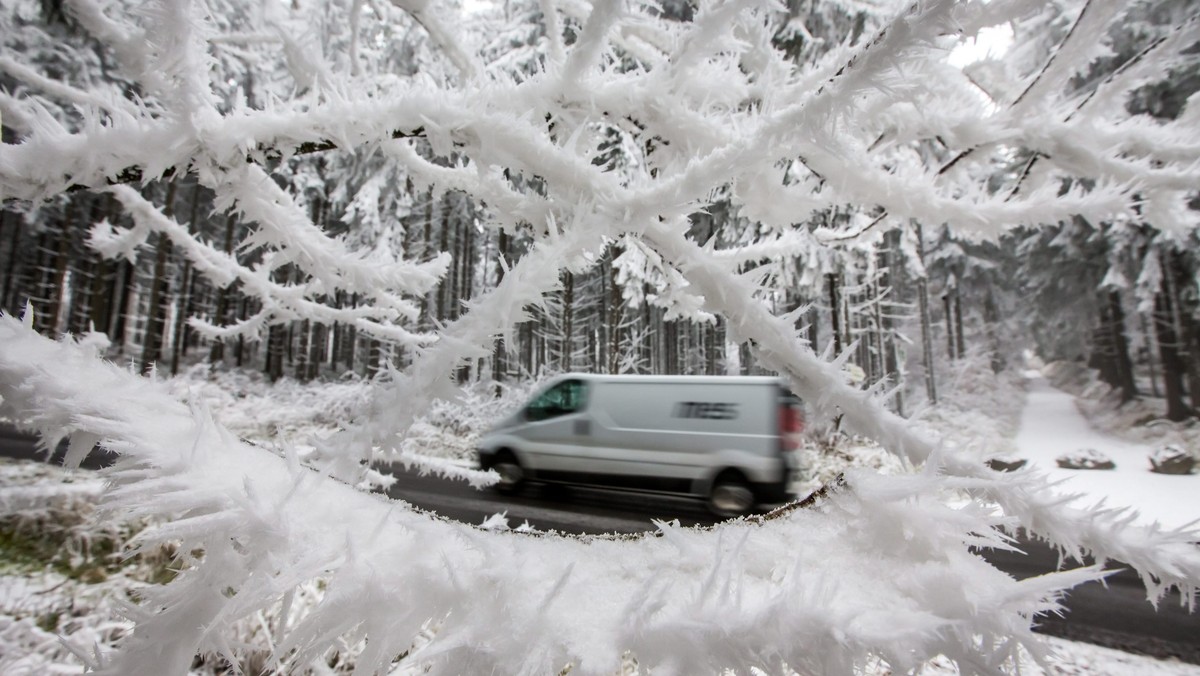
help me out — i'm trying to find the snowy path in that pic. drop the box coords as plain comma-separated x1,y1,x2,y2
1015,376,1198,532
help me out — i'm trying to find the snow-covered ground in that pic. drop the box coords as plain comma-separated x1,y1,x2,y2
1,454,1196,676
1,360,1198,674
1014,375,1198,532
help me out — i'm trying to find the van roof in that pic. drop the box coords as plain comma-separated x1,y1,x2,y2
553,373,784,386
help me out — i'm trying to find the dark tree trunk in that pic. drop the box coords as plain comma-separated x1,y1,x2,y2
295,319,311,381
2,210,24,312
110,260,135,352
265,321,286,381
919,279,937,403
953,291,965,359
827,272,842,357
942,292,955,361
607,246,622,374
913,224,936,404
705,319,717,376
208,213,237,364
641,284,652,373
139,181,177,373
30,228,54,334
169,185,203,374
520,320,533,377
1168,250,1200,412
139,234,172,373
739,340,752,375
666,319,679,375
309,322,325,380
561,271,574,372
342,294,359,373
436,196,452,322
235,295,247,367
169,261,192,375
1183,310,1200,412
1106,291,1137,402
876,246,902,413
807,304,819,355
1154,255,1192,421
1140,312,1160,397
45,208,74,336
88,257,112,336
492,230,510,384
982,285,1005,374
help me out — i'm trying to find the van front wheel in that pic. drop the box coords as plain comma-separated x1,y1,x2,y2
708,473,755,518
492,452,525,495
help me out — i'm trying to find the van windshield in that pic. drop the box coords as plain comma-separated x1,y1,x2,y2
525,379,586,421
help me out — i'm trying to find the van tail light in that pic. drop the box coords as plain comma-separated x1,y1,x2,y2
780,405,804,451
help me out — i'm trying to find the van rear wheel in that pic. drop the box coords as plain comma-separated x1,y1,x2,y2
708,472,755,518
492,452,524,495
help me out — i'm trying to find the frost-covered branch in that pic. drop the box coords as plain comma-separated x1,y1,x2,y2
3,0,1200,671
0,314,1127,675
99,186,440,346
643,219,1200,607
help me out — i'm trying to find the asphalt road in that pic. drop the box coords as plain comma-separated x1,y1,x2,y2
2,424,1197,663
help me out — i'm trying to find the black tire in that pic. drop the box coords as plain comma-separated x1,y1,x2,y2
707,471,756,519
491,451,525,495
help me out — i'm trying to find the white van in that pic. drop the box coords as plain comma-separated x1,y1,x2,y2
476,374,804,517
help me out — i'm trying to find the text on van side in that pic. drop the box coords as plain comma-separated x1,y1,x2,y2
673,402,739,420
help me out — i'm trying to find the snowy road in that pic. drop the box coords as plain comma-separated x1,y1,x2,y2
2,420,1199,663
1015,377,1198,531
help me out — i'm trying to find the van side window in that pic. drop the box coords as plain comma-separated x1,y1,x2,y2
525,379,585,422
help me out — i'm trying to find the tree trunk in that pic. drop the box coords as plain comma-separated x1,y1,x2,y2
235,296,247,367
953,291,965,359
492,230,510,384
46,207,74,336
2,210,24,313
877,246,903,414
342,294,358,373
110,260,135,352
295,319,311,381
88,257,112,336
1154,255,1191,420
436,196,452,322
168,185,203,374
1106,291,1137,403
139,181,177,373
169,260,192,375
871,279,887,388
705,320,717,376
919,280,938,404
942,293,955,361
1140,312,1160,397
310,322,326,380
1168,250,1200,412
607,246,622,374
138,233,172,373
982,285,1005,374
827,272,842,357
913,224,937,404
208,213,237,365
561,271,574,372
265,324,286,381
